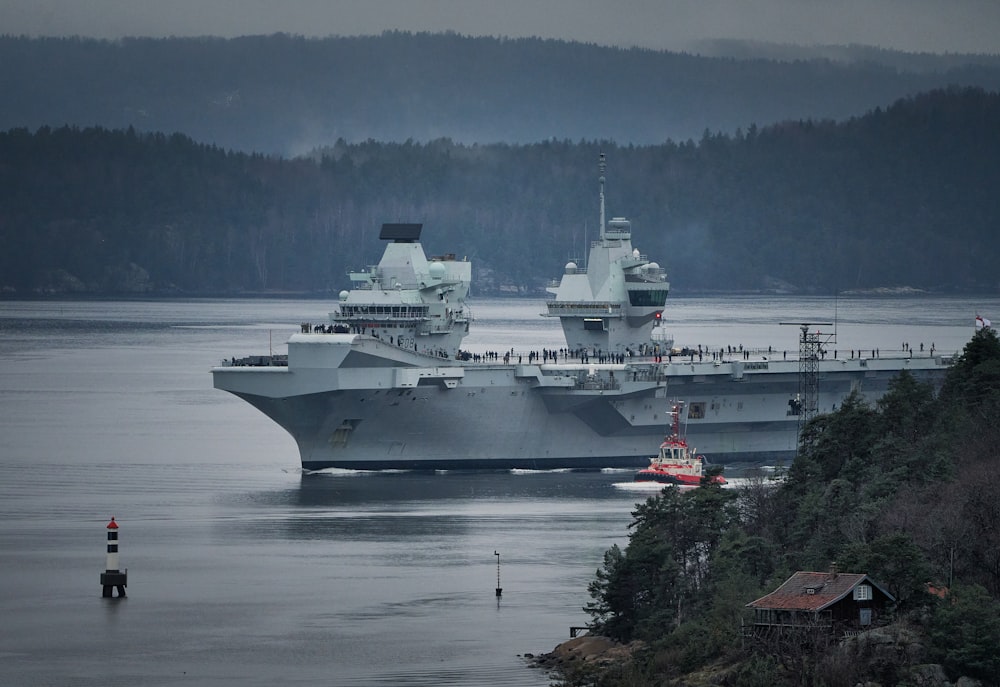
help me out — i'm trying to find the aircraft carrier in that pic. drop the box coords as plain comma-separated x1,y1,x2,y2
212,156,951,470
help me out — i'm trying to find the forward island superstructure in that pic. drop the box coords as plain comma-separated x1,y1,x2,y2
212,157,951,471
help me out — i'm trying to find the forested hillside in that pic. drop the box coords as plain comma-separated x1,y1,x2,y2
571,328,1000,686
2,32,1000,154
1,87,998,296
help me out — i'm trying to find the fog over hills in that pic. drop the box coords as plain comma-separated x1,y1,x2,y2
2,31,999,297
6,0,1000,55
2,32,1000,154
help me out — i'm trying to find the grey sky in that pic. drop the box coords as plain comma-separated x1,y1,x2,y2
2,0,999,54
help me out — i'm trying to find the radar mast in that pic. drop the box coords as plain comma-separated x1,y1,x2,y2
598,153,607,241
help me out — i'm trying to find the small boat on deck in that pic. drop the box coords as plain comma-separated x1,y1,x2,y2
634,402,726,486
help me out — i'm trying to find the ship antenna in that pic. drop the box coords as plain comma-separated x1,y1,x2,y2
598,153,606,241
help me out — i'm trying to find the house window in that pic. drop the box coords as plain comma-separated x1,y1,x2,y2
859,608,872,625
853,584,872,601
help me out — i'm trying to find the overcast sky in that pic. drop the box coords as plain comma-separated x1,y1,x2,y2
2,0,999,54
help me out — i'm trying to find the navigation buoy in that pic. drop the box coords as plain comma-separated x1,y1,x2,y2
100,517,128,598
494,550,502,598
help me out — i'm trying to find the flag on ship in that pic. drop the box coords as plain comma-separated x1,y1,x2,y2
976,315,992,330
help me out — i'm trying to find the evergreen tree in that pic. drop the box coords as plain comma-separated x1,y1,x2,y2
929,584,1000,684
584,483,739,643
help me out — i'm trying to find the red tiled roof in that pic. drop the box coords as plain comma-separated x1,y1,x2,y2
746,571,892,612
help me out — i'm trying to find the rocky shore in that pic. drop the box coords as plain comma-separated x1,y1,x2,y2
525,633,642,684
523,623,988,687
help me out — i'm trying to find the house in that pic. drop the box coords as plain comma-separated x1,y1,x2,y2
746,570,894,637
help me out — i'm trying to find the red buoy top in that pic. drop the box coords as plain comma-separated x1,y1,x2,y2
106,517,118,530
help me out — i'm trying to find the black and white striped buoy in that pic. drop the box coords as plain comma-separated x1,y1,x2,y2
100,517,128,598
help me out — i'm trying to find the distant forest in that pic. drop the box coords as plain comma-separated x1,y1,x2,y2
2,87,998,296
3,32,1000,154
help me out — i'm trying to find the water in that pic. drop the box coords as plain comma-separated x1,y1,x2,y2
0,295,994,685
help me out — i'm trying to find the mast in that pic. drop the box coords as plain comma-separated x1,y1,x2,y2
598,153,606,241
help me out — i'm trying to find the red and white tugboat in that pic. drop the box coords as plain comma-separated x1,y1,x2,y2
634,402,726,486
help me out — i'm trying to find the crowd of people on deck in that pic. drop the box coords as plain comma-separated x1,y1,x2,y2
245,325,942,368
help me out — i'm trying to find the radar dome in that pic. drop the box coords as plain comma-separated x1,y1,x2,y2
633,248,640,258
429,262,446,279
647,262,659,270
565,261,578,274
338,290,350,301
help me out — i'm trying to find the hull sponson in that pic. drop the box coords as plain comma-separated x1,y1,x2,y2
214,337,949,470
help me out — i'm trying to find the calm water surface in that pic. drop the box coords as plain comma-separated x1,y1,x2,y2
0,296,994,685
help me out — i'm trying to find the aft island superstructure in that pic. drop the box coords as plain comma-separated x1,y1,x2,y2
212,157,950,471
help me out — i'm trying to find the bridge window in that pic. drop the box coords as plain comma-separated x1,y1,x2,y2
627,289,669,307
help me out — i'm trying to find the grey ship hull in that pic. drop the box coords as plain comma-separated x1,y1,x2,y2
213,335,949,470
